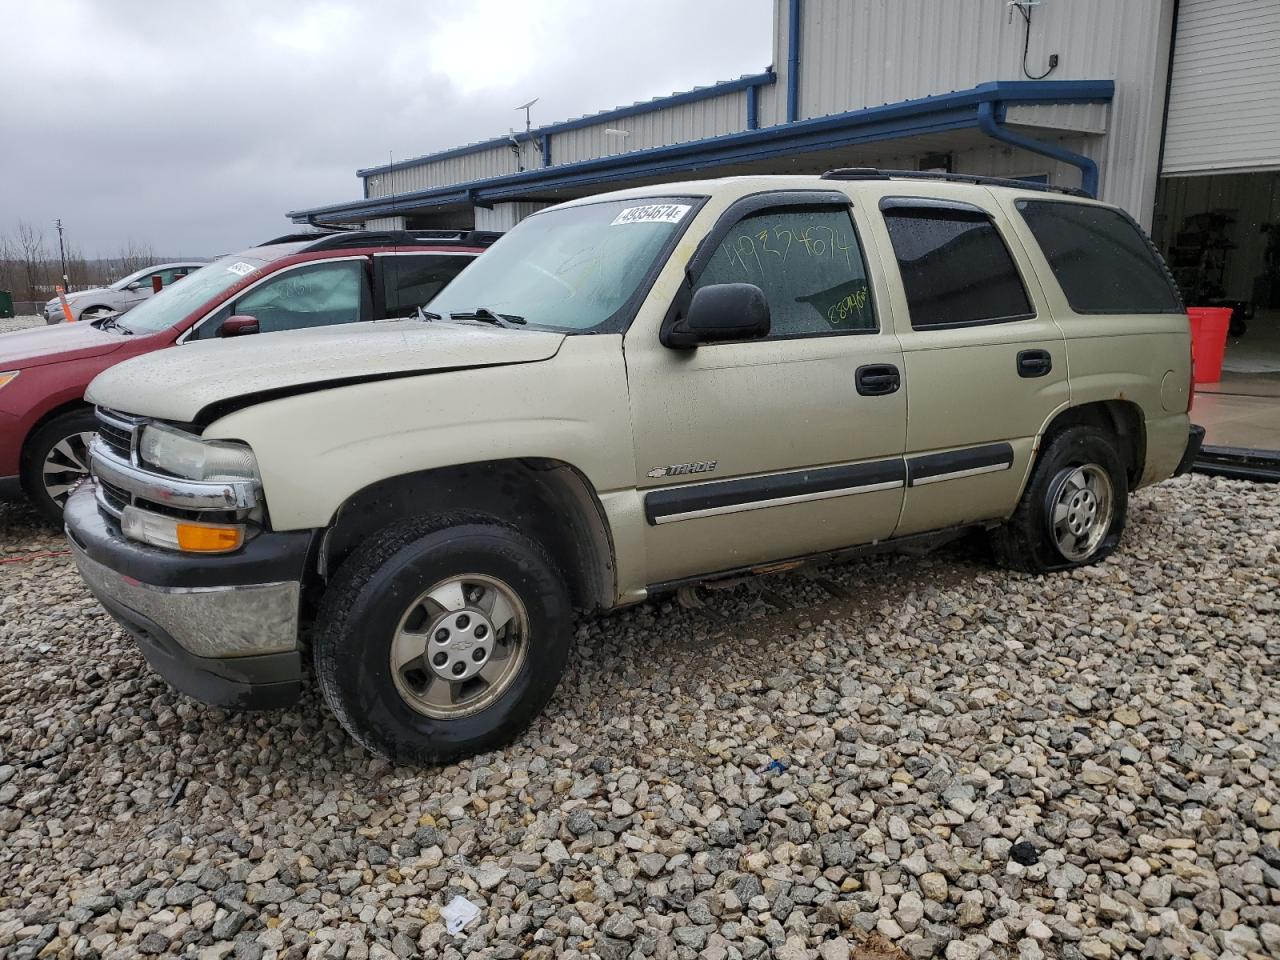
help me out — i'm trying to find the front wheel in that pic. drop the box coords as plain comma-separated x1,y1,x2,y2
991,426,1128,573
22,409,99,523
314,516,573,764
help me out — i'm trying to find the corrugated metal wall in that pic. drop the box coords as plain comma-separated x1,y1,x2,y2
474,202,552,232
1162,0,1280,175
785,0,1174,223
366,145,522,200
553,92,749,164
365,216,406,231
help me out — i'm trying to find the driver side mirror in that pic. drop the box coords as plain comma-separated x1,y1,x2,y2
663,283,771,349
220,315,260,337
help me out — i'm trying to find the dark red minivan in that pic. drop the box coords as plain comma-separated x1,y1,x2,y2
0,229,498,520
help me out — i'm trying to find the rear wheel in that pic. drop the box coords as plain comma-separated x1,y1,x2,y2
22,409,98,523
314,515,573,764
991,426,1127,573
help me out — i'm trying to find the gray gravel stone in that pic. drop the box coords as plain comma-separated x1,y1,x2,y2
0,474,1275,959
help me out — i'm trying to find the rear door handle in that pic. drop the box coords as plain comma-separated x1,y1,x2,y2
856,363,901,396
1017,349,1053,378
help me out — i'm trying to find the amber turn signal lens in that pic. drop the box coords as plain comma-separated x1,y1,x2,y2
175,522,244,553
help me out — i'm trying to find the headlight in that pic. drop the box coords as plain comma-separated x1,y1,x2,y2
0,371,18,391
139,423,259,482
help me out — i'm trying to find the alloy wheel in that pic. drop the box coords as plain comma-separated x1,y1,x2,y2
42,432,95,509
1048,463,1114,561
389,573,529,719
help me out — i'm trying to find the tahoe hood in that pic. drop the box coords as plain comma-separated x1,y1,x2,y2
86,319,566,422
0,321,131,370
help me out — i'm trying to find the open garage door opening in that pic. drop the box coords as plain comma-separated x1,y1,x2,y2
1154,170,1280,464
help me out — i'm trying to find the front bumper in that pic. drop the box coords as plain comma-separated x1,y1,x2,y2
1174,423,1206,477
64,483,313,710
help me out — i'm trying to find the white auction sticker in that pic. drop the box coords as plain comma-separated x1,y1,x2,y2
610,203,691,226
226,262,256,276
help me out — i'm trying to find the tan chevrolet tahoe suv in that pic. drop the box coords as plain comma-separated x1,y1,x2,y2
65,171,1202,763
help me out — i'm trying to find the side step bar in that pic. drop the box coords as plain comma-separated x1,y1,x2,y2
1194,445,1280,483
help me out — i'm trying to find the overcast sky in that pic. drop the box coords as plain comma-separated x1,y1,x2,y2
1,0,773,259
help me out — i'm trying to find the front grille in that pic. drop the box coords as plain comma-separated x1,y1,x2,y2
98,478,130,516
95,407,145,460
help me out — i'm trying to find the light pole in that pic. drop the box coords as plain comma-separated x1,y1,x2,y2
54,218,69,292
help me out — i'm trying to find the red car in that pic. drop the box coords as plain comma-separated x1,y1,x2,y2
0,229,498,521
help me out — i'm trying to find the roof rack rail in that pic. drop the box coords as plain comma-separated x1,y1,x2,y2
257,229,346,247
820,168,1090,197
302,229,504,252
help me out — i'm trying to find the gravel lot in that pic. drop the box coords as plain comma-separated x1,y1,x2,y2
0,315,44,334
0,474,1277,960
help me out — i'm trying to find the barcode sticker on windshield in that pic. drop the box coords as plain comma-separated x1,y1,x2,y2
227,262,256,276
610,203,691,226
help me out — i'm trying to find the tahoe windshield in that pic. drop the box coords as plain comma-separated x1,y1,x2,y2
120,255,266,334
428,197,700,332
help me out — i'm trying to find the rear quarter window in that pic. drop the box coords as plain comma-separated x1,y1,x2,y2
1016,200,1183,314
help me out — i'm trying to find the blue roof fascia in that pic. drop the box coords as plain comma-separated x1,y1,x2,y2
292,80,1114,221
356,70,779,179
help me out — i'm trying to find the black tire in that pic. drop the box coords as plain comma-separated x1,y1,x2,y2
313,515,573,764
990,426,1128,574
21,408,98,524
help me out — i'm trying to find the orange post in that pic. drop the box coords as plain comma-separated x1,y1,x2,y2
56,286,74,323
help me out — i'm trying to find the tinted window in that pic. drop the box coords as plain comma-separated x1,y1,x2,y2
1017,200,1182,314
882,203,1033,329
694,208,875,338
382,254,471,317
232,260,368,334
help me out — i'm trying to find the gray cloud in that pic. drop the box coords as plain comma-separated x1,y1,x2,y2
0,0,772,257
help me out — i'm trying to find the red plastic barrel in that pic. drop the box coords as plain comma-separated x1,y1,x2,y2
1186,306,1231,384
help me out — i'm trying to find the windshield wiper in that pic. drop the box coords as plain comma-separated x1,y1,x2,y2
413,306,441,322
450,306,526,327
96,315,133,335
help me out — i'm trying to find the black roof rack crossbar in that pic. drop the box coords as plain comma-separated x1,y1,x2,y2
820,168,1089,197
301,229,504,252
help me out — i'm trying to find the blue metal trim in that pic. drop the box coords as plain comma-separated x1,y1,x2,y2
787,0,801,122
746,84,759,131
292,80,1114,221
356,70,778,179
975,100,1100,197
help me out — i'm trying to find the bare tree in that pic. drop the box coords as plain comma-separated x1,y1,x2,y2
110,239,157,280
0,231,16,298
15,220,49,301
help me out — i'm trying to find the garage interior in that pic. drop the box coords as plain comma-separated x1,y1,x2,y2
1154,170,1280,459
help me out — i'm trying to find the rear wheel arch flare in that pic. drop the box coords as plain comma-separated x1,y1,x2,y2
1038,400,1145,489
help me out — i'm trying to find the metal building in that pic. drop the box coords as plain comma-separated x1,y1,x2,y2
289,0,1279,233
290,0,1280,460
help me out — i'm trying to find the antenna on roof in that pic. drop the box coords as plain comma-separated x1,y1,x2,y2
517,97,542,163
516,98,539,135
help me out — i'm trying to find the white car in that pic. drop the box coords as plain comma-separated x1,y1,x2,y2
43,261,208,324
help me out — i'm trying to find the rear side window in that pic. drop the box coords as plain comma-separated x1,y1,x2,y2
1016,200,1182,314
881,202,1033,329
693,208,876,338
382,254,472,317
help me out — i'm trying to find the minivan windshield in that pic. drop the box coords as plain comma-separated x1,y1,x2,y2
120,255,266,334
428,197,700,332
